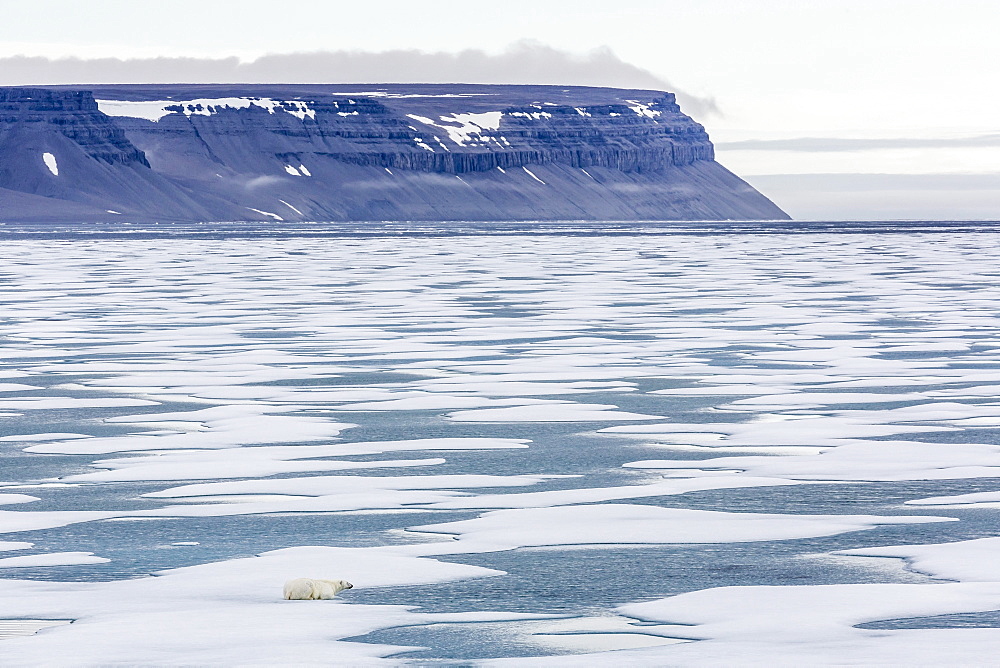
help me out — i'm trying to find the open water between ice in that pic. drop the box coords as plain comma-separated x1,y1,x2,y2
2,222,1000,664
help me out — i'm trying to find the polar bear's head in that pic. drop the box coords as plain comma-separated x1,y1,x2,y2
320,579,353,593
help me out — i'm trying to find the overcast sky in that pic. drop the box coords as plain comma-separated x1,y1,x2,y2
3,0,999,219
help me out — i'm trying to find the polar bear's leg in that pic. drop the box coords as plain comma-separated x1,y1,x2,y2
284,578,353,600
283,578,317,600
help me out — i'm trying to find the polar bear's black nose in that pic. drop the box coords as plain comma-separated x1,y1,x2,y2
346,583,353,589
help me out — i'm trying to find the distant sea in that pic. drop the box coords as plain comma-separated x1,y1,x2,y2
3,219,1000,239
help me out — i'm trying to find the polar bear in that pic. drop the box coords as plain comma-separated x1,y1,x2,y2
283,578,354,600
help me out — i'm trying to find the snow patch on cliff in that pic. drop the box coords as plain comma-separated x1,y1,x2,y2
626,100,663,120
406,112,503,146
509,109,553,120
97,98,317,122
332,91,488,99
522,167,546,185
42,152,58,175
245,207,283,221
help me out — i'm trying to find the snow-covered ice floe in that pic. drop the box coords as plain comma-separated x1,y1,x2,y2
2,232,1000,662
404,505,951,553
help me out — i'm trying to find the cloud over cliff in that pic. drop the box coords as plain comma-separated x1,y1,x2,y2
0,41,718,117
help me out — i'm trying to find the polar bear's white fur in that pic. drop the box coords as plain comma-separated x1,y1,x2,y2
283,578,353,600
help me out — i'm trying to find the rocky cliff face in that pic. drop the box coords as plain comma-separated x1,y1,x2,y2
0,84,788,223
0,87,148,166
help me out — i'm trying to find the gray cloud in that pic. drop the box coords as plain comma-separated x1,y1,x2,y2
718,135,1000,152
0,41,718,117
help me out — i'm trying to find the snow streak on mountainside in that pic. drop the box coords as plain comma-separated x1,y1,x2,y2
0,84,788,222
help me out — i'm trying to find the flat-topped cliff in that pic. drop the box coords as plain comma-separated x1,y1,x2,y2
0,84,788,222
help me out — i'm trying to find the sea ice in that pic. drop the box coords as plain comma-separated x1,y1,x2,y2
0,495,40,506
448,403,660,422
0,546,523,664
27,405,354,455
404,505,951,553
905,490,1000,508
0,552,109,568
841,536,1000,582
2,232,1000,662
57,437,527,482
425,476,808,510
626,440,1000,481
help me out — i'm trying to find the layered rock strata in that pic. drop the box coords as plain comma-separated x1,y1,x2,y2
0,84,788,222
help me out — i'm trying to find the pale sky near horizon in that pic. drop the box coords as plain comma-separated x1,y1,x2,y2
3,0,999,219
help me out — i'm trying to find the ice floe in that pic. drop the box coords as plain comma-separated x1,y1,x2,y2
0,545,535,663
425,476,809,510
0,495,39,506
0,552,109,568
41,437,519,481
842,536,1000,581
448,403,660,422
533,537,1000,666
905,490,1000,508
405,505,951,553
0,397,157,411
626,440,1000,481
27,405,354,455
483,538,1000,664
